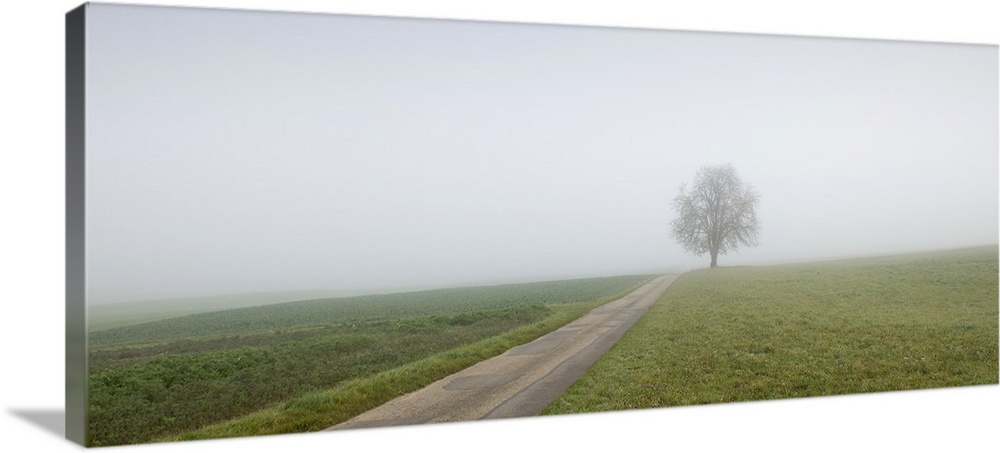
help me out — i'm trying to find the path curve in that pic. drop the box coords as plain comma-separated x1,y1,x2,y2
325,274,677,431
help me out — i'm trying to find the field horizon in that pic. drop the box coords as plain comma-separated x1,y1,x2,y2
88,273,677,332
88,244,995,331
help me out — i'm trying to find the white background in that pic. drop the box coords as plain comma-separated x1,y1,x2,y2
1,1,997,452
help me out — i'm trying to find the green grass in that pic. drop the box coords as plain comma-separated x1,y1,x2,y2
87,275,653,446
543,246,998,415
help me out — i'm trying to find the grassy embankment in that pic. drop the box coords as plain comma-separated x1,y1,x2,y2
88,275,654,446
543,246,998,415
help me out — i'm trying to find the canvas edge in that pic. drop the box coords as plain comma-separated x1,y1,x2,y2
66,2,89,447
56,2,1000,448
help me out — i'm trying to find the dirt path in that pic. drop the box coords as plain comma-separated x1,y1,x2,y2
325,274,677,431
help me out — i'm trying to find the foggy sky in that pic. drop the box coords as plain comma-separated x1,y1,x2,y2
84,4,998,304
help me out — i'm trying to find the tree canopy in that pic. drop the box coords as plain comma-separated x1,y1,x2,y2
670,164,760,267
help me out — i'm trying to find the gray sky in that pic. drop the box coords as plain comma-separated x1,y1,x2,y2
85,4,998,304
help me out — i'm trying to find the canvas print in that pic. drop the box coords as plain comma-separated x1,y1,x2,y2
65,2,998,447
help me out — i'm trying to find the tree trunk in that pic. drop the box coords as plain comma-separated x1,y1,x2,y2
710,249,718,268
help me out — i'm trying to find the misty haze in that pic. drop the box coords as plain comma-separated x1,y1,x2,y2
85,6,997,305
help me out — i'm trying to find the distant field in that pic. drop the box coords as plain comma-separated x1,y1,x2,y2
543,246,998,415
88,289,377,331
87,275,653,446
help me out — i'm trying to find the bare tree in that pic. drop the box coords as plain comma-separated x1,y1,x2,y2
670,164,760,268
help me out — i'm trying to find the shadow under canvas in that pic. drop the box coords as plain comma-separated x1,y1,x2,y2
9,409,65,439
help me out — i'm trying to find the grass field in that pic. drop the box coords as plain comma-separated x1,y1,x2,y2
542,246,998,415
87,275,653,446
